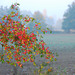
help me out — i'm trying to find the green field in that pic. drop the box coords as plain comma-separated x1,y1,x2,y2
0,34,75,53
39,34,75,73
0,34,75,75
38,34,75,53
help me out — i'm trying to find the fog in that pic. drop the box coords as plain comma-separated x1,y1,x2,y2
0,0,75,75
0,0,75,33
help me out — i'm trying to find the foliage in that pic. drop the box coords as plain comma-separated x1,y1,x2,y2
62,2,75,32
0,4,21,24
27,11,48,33
0,3,55,74
33,11,47,29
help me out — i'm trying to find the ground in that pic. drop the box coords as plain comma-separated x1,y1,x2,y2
0,34,75,75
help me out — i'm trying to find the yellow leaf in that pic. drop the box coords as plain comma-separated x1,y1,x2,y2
33,52,35,54
14,25,17,27
28,27,30,30
0,25,2,28
7,55,9,58
14,64,16,67
38,70,40,73
11,11,15,14
9,51,11,53
31,17,33,19
50,67,52,69
33,62,36,66
37,31,39,34
55,58,57,61
41,65,44,69
38,23,41,25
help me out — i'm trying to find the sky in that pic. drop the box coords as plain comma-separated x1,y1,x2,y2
0,0,74,20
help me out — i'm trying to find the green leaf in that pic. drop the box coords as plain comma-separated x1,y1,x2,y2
27,59,30,62
11,5,14,9
10,63,13,65
38,27,41,30
2,60,5,63
33,62,36,66
23,60,25,63
6,60,10,63
50,31,52,33
14,63,16,67
32,18,35,22
43,31,45,34
28,51,32,54
31,56,33,58
17,3,20,5
8,15,11,19
8,32,11,35
40,55,44,58
36,39,38,41
35,22,37,23
55,58,57,61
47,28,49,30
20,15,23,19
15,44,17,48
51,58,53,62
6,39,8,42
4,15,6,18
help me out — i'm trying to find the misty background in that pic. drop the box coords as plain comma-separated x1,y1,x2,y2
0,0,75,75
0,0,75,34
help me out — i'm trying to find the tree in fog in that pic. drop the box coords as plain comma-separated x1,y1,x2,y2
45,16,54,30
27,11,48,33
0,4,21,22
62,2,75,33
33,11,47,29
55,18,63,31
0,6,8,22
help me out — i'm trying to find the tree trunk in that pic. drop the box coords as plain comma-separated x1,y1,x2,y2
13,65,18,75
12,64,23,75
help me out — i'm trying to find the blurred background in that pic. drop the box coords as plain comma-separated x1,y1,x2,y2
0,0,75,34
0,0,75,75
